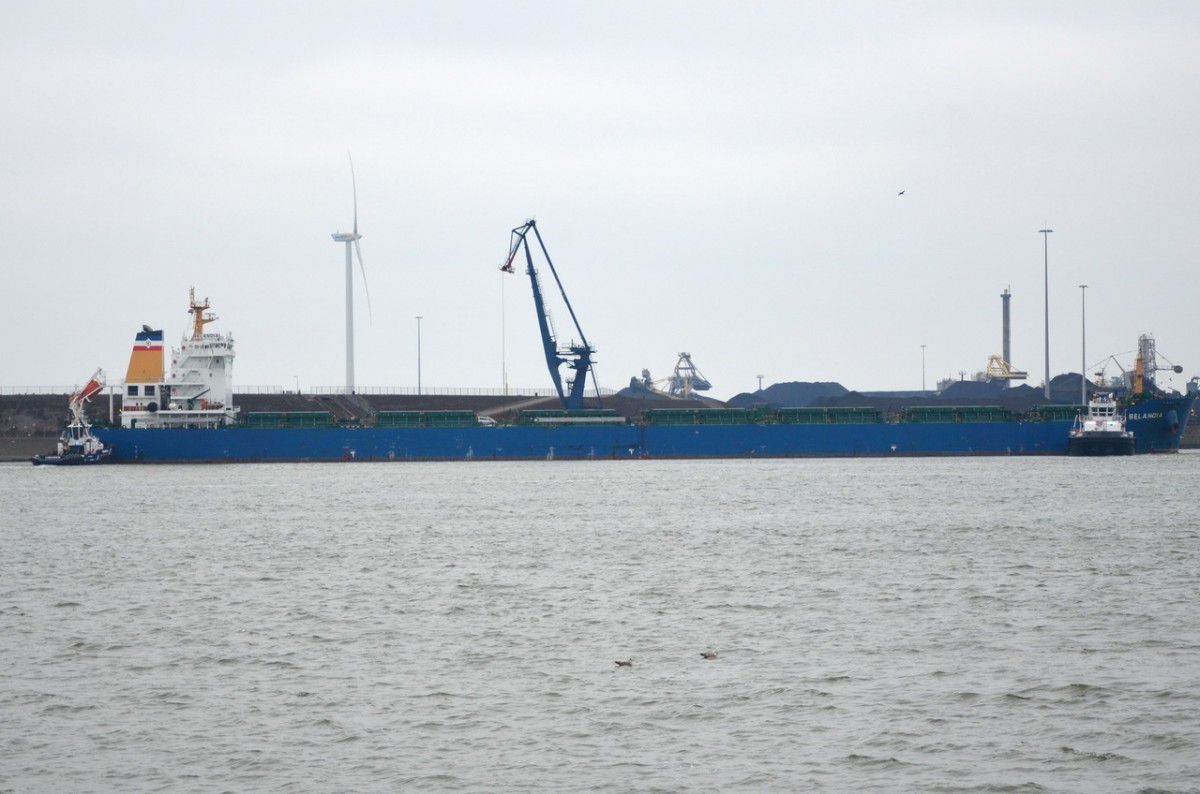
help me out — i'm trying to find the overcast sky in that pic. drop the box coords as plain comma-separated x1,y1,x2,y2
4,1,1198,400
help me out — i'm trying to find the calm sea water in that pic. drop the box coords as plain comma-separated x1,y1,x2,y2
3,455,1199,793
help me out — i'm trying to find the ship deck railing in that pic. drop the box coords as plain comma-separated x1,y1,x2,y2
375,410,479,428
643,408,753,426
901,406,1018,423
243,411,334,428
776,407,886,424
517,409,624,426
525,416,628,425
1028,405,1086,422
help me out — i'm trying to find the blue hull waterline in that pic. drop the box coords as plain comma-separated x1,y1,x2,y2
93,394,1194,462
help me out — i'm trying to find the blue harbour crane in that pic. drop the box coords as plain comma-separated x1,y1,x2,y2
500,219,597,411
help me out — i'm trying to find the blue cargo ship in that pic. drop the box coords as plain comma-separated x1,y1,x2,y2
92,396,1195,462
90,287,1195,461
91,402,1193,462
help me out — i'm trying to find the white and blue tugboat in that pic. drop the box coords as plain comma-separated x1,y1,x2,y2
1067,393,1135,456
31,369,113,465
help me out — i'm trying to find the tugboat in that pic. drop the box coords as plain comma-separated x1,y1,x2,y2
1067,393,1135,456
31,369,113,465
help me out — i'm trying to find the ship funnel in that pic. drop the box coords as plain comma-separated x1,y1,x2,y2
126,327,164,385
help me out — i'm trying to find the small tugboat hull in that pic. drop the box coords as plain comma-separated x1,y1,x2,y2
1067,433,1136,456
31,450,112,466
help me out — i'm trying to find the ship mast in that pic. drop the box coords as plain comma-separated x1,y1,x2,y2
189,287,217,340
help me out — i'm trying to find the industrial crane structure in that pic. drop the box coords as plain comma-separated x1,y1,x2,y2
1087,334,1184,396
501,220,597,411
637,353,713,398
1131,334,1183,395
983,355,1028,382
665,352,711,397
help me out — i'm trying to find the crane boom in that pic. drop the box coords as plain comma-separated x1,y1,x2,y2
501,220,597,410
68,368,106,426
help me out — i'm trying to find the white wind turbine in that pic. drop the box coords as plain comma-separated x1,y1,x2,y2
331,153,372,394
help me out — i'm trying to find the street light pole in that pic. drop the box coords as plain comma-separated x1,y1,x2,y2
500,274,508,396
415,316,423,396
1040,228,1053,399
921,344,926,393
1079,284,1087,405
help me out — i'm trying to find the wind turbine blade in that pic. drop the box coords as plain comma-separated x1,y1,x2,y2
354,239,373,323
348,150,358,237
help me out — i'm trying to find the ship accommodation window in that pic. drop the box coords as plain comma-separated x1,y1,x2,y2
144,385,156,396
127,385,138,396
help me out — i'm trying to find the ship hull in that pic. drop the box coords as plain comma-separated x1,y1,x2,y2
31,450,112,466
92,395,1194,462
1067,433,1136,456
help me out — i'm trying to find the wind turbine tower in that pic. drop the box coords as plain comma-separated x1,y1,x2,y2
331,153,371,394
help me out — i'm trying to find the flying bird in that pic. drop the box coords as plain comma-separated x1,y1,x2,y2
897,190,905,196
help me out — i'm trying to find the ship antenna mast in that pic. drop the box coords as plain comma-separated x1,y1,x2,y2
189,287,217,340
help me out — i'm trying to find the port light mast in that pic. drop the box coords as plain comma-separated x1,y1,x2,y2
500,219,597,411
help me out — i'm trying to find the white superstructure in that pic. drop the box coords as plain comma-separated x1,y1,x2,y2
1072,394,1127,436
120,288,239,429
